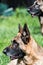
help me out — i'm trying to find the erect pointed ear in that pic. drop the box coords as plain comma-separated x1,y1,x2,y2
37,0,42,3
18,24,23,33
22,23,30,43
23,23,30,37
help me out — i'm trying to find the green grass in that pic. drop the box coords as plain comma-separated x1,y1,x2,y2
0,8,43,65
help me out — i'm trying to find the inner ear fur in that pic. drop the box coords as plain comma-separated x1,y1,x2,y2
21,23,30,44
23,23,30,38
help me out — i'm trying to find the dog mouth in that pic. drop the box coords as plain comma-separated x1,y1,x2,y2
10,53,25,60
27,7,41,16
30,10,40,16
3,47,25,60
10,55,19,60
10,55,21,60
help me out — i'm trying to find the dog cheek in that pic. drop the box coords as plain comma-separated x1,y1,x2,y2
26,45,31,54
26,48,31,54
19,43,26,52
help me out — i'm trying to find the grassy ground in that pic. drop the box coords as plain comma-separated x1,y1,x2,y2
0,8,43,65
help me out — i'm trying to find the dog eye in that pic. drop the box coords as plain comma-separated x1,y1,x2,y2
13,43,19,48
15,43,18,46
13,44,17,47
13,42,19,47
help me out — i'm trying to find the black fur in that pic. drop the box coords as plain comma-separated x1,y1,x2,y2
3,40,25,60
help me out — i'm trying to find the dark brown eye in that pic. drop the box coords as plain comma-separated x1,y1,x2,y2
13,40,19,46
14,43,18,46
13,43,19,49
13,44,17,48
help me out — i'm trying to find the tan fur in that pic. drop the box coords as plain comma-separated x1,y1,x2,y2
37,0,43,5
23,36,43,65
37,0,43,33
8,34,43,65
33,0,43,34
7,59,25,65
7,59,18,65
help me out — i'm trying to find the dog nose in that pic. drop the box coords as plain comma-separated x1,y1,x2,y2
27,8,30,12
27,8,30,11
3,49,7,54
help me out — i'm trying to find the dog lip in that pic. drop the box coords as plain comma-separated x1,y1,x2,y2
10,53,25,60
10,55,20,60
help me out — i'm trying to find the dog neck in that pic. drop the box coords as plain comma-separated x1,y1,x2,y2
25,36,43,59
22,36,43,65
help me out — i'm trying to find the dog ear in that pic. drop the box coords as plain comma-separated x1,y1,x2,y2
21,23,30,44
37,0,42,3
23,23,30,37
18,24,23,33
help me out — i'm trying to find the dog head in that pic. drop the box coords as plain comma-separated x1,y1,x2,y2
3,24,30,60
27,1,43,16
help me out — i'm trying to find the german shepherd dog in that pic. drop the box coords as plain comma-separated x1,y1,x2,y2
27,0,43,35
3,24,43,65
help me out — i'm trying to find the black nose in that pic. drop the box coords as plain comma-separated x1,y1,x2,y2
3,49,7,54
3,47,10,54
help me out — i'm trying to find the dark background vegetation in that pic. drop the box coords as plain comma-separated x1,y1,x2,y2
0,0,35,8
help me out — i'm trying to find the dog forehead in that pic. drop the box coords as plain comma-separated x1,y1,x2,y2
12,33,21,41
17,33,21,37
12,34,23,46
11,32,29,51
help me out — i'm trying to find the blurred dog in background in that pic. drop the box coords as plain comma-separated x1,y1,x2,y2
28,0,43,35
